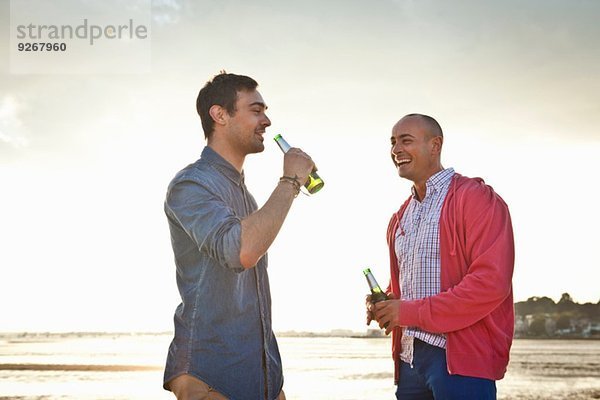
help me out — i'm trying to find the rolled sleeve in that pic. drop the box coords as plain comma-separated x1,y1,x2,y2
166,179,245,272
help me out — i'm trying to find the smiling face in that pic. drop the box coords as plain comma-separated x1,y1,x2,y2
225,89,271,156
390,115,443,187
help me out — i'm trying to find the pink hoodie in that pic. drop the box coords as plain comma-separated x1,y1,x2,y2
386,173,515,382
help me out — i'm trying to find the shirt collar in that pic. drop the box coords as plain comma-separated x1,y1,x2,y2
411,167,455,198
201,146,245,185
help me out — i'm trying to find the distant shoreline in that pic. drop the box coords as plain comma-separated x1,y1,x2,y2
0,363,162,372
0,331,598,340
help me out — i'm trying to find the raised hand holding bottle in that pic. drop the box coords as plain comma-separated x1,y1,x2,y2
274,134,324,194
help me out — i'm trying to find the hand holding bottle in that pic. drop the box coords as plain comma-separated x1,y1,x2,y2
366,294,376,326
282,148,315,188
372,297,401,335
274,134,324,194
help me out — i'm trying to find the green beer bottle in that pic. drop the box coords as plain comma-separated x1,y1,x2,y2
364,268,389,329
273,134,324,194
363,268,388,303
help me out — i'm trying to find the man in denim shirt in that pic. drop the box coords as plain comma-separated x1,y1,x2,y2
163,73,315,400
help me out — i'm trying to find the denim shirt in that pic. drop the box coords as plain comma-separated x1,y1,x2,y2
163,146,283,400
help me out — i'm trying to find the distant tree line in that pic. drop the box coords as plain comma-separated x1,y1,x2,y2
515,293,600,318
514,293,600,338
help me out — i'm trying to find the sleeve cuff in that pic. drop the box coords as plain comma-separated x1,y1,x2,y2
399,300,423,327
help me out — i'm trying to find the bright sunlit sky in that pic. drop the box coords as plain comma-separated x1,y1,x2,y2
1,0,599,333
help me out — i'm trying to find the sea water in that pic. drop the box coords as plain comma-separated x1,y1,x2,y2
0,333,598,400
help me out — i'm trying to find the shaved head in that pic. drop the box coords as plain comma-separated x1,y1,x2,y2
401,113,443,139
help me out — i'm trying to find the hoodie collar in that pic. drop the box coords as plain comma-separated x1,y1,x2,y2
411,167,455,199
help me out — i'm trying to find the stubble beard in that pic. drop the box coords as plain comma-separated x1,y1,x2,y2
249,133,265,154
230,124,265,156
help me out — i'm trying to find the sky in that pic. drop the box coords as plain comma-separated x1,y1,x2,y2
1,0,599,333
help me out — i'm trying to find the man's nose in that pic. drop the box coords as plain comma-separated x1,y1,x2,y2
262,114,272,127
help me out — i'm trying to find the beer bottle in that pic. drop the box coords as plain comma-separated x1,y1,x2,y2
363,268,388,303
273,134,324,194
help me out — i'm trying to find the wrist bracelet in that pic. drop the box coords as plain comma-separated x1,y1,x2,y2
279,176,302,197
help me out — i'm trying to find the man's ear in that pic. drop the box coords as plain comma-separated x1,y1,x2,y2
209,105,227,126
431,136,443,155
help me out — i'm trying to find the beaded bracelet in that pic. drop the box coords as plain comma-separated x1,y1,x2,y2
279,175,302,197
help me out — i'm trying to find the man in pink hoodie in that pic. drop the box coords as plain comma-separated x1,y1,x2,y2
367,114,515,399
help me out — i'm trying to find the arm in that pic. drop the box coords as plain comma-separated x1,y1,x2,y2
402,186,514,333
166,148,315,271
239,148,314,268
165,179,247,271
238,179,297,268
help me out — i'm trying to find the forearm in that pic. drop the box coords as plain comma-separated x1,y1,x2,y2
398,269,513,333
239,180,297,268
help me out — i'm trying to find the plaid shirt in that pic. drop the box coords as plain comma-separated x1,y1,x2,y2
395,168,455,365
